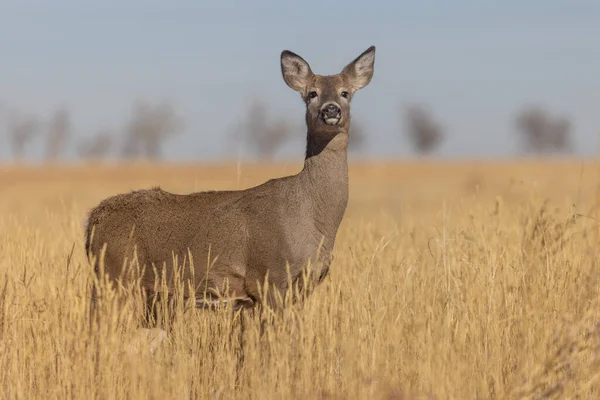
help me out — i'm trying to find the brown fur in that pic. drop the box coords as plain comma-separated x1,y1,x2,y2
85,46,376,317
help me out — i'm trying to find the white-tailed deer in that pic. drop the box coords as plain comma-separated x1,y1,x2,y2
85,45,376,324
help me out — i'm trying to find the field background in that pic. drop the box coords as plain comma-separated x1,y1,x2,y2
2,160,600,399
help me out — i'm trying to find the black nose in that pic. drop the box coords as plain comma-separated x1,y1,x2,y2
322,103,340,118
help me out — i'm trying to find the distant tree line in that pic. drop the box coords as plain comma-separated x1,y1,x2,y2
515,107,572,154
1,99,183,163
227,100,573,158
401,104,573,156
0,97,574,162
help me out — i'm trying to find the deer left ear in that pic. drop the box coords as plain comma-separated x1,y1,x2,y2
281,50,314,93
342,46,376,91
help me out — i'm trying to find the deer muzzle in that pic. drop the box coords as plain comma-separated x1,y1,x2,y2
321,102,341,125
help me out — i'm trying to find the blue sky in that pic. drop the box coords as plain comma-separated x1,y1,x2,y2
1,0,599,161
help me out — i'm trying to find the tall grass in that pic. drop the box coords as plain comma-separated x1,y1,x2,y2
1,161,600,399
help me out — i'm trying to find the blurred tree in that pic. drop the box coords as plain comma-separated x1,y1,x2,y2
404,104,444,154
348,120,367,153
7,111,39,162
229,100,292,160
45,108,71,161
78,130,113,161
516,107,572,154
122,99,184,159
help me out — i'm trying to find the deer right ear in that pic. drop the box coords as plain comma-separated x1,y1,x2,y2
342,46,376,91
281,50,313,92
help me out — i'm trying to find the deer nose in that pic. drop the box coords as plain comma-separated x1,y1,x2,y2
321,103,341,118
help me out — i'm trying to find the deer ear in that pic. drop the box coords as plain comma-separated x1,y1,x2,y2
281,50,313,92
342,46,375,91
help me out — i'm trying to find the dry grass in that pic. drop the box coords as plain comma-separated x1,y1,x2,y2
2,159,600,399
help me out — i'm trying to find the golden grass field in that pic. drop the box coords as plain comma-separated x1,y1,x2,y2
2,159,600,399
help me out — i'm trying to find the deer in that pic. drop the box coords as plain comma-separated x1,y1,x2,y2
84,46,376,341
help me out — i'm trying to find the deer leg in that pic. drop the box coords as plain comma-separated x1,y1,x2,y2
234,308,246,387
144,290,178,332
118,290,170,355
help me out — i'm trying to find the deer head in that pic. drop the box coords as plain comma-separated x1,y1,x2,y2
280,46,376,136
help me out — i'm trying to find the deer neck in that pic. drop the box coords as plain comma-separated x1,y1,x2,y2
298,128,349,240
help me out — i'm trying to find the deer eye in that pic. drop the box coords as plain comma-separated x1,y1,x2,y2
341,91,350,99
308,91,318,100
